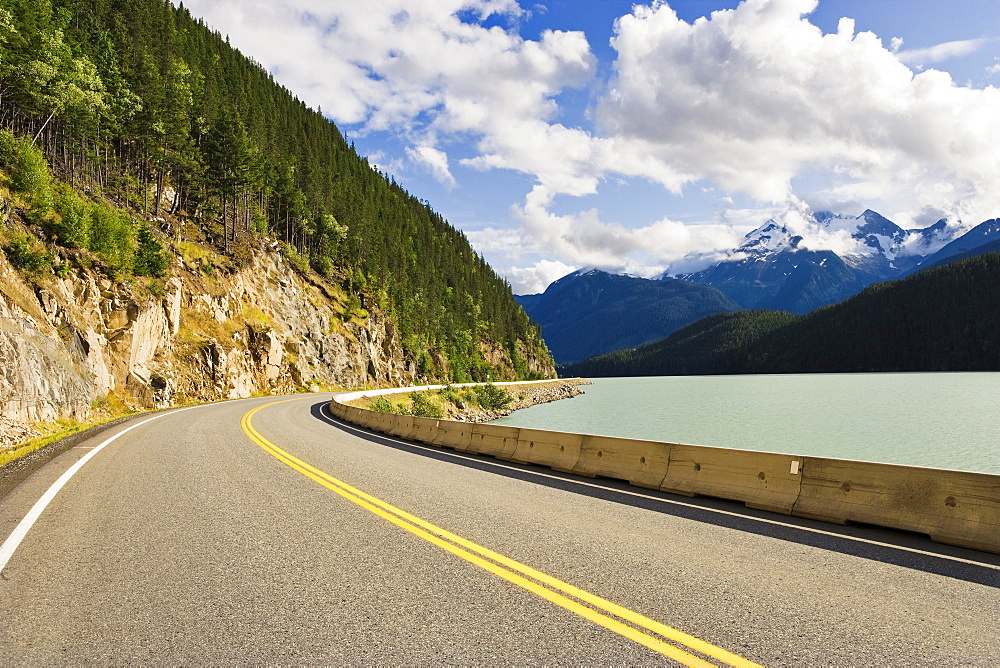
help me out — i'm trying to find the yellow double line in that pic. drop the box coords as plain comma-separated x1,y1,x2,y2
242,400,762,667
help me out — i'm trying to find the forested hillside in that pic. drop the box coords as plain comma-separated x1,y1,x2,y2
562,252,1000,377
0,0,551,382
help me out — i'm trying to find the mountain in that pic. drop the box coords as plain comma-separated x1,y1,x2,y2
522,210,987,364
517,269,740,364
678,248,865,314
514,293,544,313
910,218,1000,272
0,0,553,436
919,237,1000,272
562,251,1000,378
675,210,959,313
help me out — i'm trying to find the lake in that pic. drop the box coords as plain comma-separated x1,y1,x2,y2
493,373,1000,474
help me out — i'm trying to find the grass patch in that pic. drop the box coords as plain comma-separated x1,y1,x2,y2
357,391,445,418
438,383,512,411
175,307,242,345
372,396,394,413
1,420,90,467
0,395,142,467
241,304,270,329
177,240,225,268
407,391,444,419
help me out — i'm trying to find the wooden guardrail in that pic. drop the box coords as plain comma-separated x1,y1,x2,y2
330,385,1000,555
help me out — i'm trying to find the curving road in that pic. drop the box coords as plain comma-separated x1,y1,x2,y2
1,395,998,664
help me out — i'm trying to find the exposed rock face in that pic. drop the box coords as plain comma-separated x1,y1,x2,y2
0,244,419,439
0,291,96,423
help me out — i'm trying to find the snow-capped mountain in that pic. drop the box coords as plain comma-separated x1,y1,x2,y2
730,210,957,279
914,218,1000,270
820,210,907,254
670,209,978,314
899,218,953,258
735,220,803,258
519,210,1000,362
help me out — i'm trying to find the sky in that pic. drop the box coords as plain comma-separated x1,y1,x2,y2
177,0,1000,294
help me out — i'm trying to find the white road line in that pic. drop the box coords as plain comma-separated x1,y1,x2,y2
0,405,201,574
321,403,1000,572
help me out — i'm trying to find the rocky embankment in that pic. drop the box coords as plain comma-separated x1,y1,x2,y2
453,379,590,422
0,234,554,450
0,246,412,446
349,378,590,424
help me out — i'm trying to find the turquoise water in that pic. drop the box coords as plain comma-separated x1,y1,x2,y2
493,374,1000,474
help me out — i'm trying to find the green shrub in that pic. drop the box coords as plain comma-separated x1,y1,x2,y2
52,185,92,247
372,396,394,413
133,225,168,277
281,242,310,274
439,384,461,404
1,133,53,210
89,205,136,273
0,130,16,171
408,391,443,419
3,233,53,275
342,294,362,322
310,253,333,278
473,383,513,411
417,350,434,376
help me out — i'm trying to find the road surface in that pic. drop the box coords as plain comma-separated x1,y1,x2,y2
1,395,998,664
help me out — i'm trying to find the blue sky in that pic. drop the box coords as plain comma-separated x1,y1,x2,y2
180,0,1000,293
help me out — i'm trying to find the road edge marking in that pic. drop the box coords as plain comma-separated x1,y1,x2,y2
0,405,202,574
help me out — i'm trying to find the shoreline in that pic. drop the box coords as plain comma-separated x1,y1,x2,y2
457,378,591,422
347,378,591,423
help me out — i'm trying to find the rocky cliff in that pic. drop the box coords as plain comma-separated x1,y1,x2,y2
0,238,424,444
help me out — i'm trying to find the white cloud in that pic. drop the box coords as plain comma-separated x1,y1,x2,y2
464,225,525,253
180,0,593,144
468,0,1000,285
512,184,747,277
366,150,405,177
595,0,1000,227
505,259,577,294
406,145,457,188
896,38,991,66
772,199,866,257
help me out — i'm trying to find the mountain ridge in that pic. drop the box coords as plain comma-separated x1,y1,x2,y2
522,209,997,364
517,270,739,364
667,209,992,314
561,251,1000,378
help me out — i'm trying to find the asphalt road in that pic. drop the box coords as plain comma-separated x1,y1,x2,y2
1,395,998,665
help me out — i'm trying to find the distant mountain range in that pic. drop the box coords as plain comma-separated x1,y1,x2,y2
515,270,739,364
519,210,1000,364
561,251,1000,377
